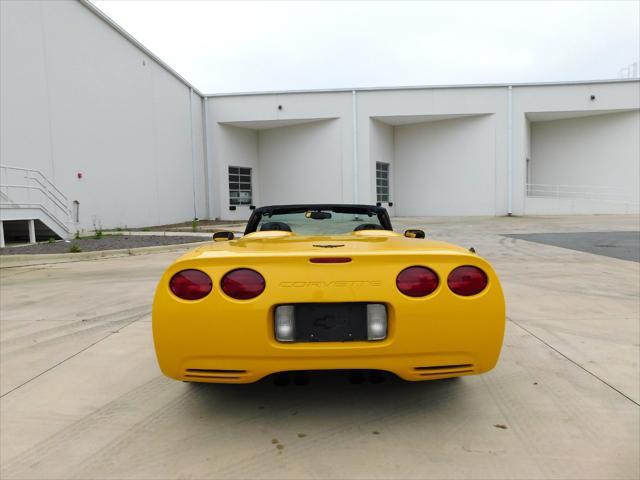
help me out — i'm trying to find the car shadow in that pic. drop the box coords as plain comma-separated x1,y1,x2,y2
185,371,469,423
59,373,475,476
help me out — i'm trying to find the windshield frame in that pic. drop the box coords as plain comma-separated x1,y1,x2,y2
244,204,393,235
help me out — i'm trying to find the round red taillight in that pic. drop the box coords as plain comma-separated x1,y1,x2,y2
169,269,212,300
447,266,488,296
396,266,439,297
221,268,265,300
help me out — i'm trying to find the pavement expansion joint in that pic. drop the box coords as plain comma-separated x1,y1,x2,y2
507,317,639,407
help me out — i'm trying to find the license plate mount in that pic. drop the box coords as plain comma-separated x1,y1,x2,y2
294,303,368,342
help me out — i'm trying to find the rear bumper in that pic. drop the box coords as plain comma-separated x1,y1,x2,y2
171,352,488,384
154,304,505,384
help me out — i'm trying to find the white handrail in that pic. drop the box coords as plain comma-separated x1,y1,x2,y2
0,184,71,225
0,165,72,235
1,201,70,232
0,164,68,201
19,177,71,214
527,183,629,191
526,183,638,205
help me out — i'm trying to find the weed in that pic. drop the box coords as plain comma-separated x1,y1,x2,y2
92,216,103,239
74,231,80,240
69,243,82,253
191,218,199,232
47,237,55,244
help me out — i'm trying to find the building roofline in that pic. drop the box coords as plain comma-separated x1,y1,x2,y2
79,0,639,100
79,0,204,97
204,78,639,98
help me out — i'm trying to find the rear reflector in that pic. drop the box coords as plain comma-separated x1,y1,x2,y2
169,269,212,300
447,266,488,296
309,257,352,263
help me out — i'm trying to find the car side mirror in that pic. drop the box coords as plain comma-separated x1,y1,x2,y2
213,231,234,242
404,229,425,239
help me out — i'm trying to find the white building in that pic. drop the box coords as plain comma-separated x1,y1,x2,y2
1,0,639,244
208,84,639,221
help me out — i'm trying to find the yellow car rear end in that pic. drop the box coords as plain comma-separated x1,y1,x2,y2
152,229,505,384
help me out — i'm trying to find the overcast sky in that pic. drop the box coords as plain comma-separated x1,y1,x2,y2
92,0,640,94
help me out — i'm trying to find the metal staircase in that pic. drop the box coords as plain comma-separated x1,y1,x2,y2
0,165,73,246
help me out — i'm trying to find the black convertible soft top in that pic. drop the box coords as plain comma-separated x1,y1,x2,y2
244,204,393,234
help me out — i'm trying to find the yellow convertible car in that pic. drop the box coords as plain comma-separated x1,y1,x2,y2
152,204,505,384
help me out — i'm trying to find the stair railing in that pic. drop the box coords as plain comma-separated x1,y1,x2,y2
0,165,73,235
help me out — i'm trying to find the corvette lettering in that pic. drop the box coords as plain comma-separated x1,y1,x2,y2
279,281,382,287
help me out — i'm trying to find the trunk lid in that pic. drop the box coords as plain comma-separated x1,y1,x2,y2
180,230,471,262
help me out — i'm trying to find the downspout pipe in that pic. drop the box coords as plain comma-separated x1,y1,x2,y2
507,85,513,216
202,96,212,219
352,90,359,204
189,87,197,219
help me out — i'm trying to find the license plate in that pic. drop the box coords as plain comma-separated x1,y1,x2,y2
294,303,368,342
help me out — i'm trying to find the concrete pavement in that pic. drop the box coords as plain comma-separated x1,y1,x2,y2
1,215,638,479
505,231,640,262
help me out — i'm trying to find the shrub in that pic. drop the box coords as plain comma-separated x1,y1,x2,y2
69,243,82,253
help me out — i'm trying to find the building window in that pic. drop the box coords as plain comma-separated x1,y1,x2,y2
229,166,252,205
376,162,390,203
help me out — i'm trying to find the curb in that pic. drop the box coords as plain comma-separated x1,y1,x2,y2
99,231,217,238
0,241,211,269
